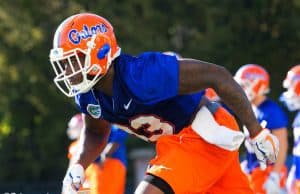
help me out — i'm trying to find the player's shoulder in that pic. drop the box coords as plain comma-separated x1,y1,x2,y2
116,51,171,64
113,51,179,103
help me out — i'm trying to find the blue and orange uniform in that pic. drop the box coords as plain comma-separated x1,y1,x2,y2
75,52,253,193
243,99,288,193
68,125,128,194
85,125,128,194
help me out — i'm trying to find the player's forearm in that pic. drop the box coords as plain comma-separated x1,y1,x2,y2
74,128,110,169
273,149,287,173
273,129,288,172
178,59,262,136
211,67,262,137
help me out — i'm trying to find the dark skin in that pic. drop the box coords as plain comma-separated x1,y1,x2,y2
71,57,262,194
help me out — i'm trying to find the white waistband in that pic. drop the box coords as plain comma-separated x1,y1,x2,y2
191,106,245,151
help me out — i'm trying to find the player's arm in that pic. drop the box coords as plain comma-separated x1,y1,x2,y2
178,58,261,137
73,114,111,169
272,128,288,172
62,114,111,193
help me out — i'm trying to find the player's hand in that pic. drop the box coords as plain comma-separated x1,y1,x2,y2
250,129,279,170
62,163,85,194
263,171,281,194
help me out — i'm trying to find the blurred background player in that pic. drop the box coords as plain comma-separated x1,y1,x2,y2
234,64,289,194
67,113,128,194
281,65,300,194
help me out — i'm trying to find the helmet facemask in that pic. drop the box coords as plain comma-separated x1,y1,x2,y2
50,35,119,97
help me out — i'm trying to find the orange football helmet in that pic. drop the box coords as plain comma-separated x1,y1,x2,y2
281,65,300,111
49,13,121,97
234,64,270,100
67,113,84,140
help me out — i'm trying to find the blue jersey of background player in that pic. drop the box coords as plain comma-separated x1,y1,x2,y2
104,125,128,167
91,124,128,194
245,99,288,172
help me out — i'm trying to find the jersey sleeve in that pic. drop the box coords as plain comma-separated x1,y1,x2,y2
116,52,179,104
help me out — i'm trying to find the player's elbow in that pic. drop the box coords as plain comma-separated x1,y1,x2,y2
217,65,232,78
210,65,233,88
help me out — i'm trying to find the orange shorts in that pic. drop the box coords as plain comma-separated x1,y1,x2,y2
146,107,253,194
249,165,287,194
85,158,126,194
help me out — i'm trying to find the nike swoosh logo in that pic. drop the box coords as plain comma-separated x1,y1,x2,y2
124,99,132,110
151,165,172,171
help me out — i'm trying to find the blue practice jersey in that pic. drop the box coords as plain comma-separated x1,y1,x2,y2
245,98,288,172
108,125,128,167
75,52,204,142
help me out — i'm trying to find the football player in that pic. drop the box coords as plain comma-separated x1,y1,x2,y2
49,13,279,194
67,113,128,194
281,65,300,194
235,64,289,194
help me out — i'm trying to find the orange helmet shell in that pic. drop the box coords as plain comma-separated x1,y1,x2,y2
49,13,121,97
234,64,270,100
53,13,120,75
